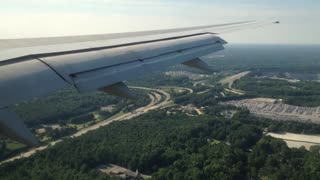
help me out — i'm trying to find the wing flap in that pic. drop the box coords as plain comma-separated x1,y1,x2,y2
73,42,224,92
39,34,224,92
40,34,219,74
101,82,137,99
183,58,213,72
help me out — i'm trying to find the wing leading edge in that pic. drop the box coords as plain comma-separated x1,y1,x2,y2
0,20,278,146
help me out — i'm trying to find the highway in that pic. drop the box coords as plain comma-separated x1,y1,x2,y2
220,71,250,95
220,71,251,88
0,86,172,165
160,86,194,94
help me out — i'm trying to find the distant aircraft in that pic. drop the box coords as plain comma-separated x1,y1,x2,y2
0,20,278,146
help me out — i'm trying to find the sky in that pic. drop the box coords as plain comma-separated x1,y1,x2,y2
1,0,319,44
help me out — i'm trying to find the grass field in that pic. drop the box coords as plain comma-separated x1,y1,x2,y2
6,141,26,151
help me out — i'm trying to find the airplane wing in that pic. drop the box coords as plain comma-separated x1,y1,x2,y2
0,20,278,146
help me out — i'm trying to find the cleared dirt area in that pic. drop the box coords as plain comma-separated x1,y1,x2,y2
267,132,320,150
98,164,151,179
223,98,320,124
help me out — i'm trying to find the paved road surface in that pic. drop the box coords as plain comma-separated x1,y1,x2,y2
220,71,250,88
160,86,194,94
219,71,250,95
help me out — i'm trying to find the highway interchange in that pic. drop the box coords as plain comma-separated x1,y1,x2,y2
1,86,176,164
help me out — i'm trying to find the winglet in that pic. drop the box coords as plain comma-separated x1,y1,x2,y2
0,108,39,146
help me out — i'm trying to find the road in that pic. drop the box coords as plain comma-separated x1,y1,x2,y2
220,71,251,88
1,86,172,165
224,88,245,95
194,108,204,115
160,86,194,94
197,89,211,95
219,71,250,95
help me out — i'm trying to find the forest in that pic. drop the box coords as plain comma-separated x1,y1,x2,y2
12,87,150,127
1,107,320,180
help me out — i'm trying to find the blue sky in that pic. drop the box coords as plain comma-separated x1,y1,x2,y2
1,0,319,44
